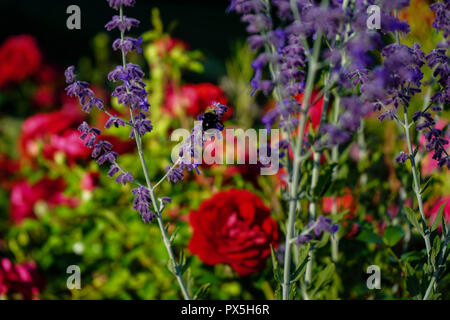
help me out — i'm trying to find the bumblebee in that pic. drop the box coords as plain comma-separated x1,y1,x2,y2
201,111,224,131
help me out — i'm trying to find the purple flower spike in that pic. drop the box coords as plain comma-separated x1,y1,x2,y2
105,15,140,32
115,172,134,185
395,151,409,163
297,234,314,245
314,216,339,236
132,186,155,224
166,167,184,183
108,164,120,178
107,0,136,10
105,116,126,129
65,66,76,84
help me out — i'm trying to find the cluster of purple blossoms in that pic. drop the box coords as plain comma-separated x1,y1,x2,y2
131,186,154,224
229,0,413,149
65,0,161,223
359,1,449,169
166,102,230,183
66,69,120,173
76,119,135,182
430,0,450,39
107,0,135,11
65,67,104,114
105,15,140,32
297,216,339,245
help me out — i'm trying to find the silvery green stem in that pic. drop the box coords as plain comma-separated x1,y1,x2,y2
330,95,341,262
304,151,321,286
402,105,433,273
129,110,191,300
303,73,332,284
357,121,368,187
120,6,191,300
282,30,323,300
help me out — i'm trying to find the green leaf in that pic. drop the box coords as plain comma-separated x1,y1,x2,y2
193,283,211,300
270,245,283,283
404,206,423,235
431,202,447,232
401,250,423,262
356,228,384,245
289,282,297,300
290,243,310,282
431,236,441,268
178,250,188,275
442,214,448,237
384,226,404,247
420,177,434,194
310,263,335,297
274,285,282,300
169,227,180,243
314,164,337,198
315,232,331,249
167,260,176,275
404,260,423,298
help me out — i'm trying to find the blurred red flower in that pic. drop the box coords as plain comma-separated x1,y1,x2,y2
154,36,189,56
36,65,58,84
188,189,279,276
9,177,77,224
32,84,56,109
0,35,42,87
322,188,356,216
295,91,324,131
322,188,358,238
0,155,19,190
19,110,90,163
164,83,232,118
426,196,450,230
80,171,100,191
0,258,44,300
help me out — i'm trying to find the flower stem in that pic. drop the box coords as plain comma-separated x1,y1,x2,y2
120,5,191,300
330,95,341,262
282,30,323,300
304,151,321,285
402,105,433,273
130,110,191,300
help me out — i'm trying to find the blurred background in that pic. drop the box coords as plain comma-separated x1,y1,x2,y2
0,0,448,300
0,0,245,81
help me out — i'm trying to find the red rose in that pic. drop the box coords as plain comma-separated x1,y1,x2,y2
19,110,90,163
0,258,44,300
0,35,42,87
9,177,77,224
188,189,279,276
164,83,232,118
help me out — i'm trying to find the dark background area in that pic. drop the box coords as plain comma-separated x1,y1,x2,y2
0,0,246,80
